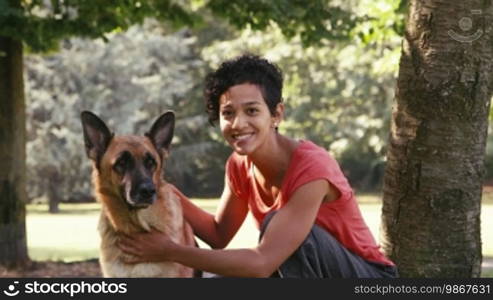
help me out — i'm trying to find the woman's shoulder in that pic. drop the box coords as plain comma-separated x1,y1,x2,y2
289,140,346,181
287,140,352,198
295,140,334,163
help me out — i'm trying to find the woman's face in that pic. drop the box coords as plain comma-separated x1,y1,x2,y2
219,83,280,156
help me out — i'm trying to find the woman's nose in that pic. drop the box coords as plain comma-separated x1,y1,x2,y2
231,113,246,129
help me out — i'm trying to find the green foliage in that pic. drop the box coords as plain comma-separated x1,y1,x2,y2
206,0,359,46
353,0,406,45
0,0,407,52
204,0,406,48
0,0,199,52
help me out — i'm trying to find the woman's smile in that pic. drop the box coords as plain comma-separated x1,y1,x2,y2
232,132,255,141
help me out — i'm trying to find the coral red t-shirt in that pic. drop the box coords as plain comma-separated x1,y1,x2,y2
226,140,394,266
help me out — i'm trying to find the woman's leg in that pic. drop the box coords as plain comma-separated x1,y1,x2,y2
260,211,398,278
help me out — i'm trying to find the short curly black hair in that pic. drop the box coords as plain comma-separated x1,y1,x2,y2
204,54,284,125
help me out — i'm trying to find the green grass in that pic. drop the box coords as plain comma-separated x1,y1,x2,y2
483,269,493,278
25,194,493,276
27,203,101,262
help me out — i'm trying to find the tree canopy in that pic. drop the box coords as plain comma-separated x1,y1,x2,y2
0,0,406,52
0,0,196,51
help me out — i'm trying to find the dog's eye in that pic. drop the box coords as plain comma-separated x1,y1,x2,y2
144,156,156,170
113,157,128,174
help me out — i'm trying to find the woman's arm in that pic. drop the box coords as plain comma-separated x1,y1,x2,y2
170,175,248,249
121,179,337,277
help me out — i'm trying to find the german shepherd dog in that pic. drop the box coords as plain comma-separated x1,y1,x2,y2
81,111,196,277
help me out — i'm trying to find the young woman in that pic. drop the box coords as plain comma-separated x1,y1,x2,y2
119,54,398,278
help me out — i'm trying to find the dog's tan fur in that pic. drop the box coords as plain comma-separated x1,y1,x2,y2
82,112,195,277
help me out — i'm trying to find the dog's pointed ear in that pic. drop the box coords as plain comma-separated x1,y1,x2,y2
146,111,175,154
80,111,114,164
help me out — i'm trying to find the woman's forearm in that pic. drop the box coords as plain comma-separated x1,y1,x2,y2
182,201,225,248
172,187,228,248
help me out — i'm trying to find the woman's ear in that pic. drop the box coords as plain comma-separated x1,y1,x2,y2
273,102,285,127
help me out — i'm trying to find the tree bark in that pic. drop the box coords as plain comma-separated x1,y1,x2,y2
0,35,29,267
381,0,493,277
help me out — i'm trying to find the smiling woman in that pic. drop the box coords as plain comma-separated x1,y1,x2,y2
117,54,398,278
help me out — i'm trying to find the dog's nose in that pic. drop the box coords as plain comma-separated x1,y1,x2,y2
138,182,156,200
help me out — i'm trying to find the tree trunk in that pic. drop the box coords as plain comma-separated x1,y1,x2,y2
381,0,493,277
0,35,29,267
48,197,60,214
47,171,60,214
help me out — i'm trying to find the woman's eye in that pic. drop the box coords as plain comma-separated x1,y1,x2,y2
221,110,233,118
247,108,258,115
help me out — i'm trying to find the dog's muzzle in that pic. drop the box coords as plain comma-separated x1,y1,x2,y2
127,181,156,208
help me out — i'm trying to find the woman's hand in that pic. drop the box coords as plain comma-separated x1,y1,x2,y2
118,228,177,264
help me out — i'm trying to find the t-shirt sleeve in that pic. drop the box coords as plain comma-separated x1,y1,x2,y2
287,149,352,203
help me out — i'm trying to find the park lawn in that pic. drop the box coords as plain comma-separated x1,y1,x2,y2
26,203,101,262
26,195,493,273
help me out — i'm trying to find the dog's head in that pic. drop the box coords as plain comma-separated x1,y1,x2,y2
81,111,175,209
